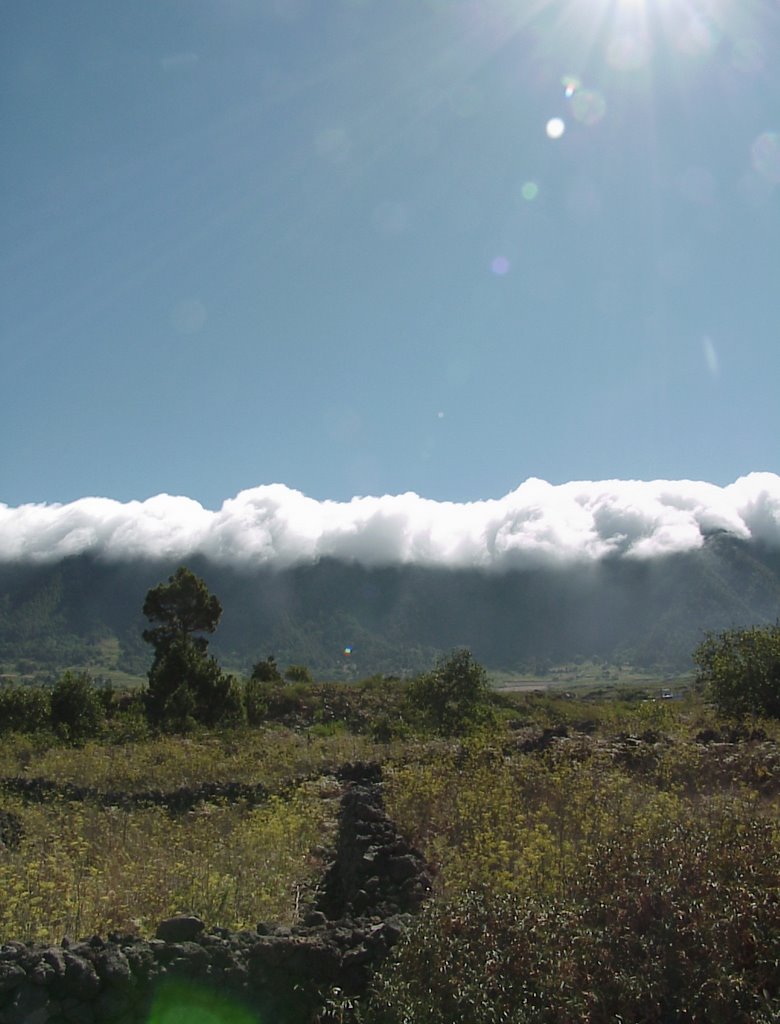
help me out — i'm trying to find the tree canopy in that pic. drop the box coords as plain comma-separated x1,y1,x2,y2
142,567,222,654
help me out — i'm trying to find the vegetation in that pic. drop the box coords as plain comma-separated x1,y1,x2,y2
0,582,779,1021
371,731,780,1023
250,655,282,683
285,663,314,684
143,567,242,729
405,647,492,734
0,786,333,943
49,670,106,742
695,623,780,718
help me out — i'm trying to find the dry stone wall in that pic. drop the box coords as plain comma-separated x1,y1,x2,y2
0,763,431,1024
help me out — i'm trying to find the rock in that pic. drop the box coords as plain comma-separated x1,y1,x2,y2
59,994,95,1024
0,761,434,1022
381,917,405,945
0,965,26,994
93,949,131,988
0,943,26,961
62,955,100,1000
40,950,67,978
154,917,204,943
94,988,129,1021
222,964,248,987
341,947,371,968
388,855,419,883
28,962,55,987
4,984,50,1021
303,911,328,928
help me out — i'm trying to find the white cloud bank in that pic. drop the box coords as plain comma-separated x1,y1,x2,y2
2,474,780,569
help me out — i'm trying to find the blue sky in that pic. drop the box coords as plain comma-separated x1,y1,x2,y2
3,0,779,510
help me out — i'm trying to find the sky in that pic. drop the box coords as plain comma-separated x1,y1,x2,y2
2,0,780,515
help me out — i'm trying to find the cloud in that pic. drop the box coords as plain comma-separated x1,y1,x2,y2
1,474,779,569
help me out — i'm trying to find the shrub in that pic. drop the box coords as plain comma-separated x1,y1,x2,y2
694,624,780,718
50,672,105,742
0,686,50,735
368,813,780,1024
250,655,282,684
406,649,491,735
244,677,269,725
285,664,313,684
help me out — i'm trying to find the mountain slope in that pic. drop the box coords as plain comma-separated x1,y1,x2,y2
1,533,780,678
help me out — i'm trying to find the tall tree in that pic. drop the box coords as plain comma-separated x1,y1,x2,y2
142,567,240,728
142,567,222,654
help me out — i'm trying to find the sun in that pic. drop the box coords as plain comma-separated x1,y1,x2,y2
615,0,725,51
564,0,727,71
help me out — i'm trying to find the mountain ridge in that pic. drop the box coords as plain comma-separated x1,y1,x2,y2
2,532,780,679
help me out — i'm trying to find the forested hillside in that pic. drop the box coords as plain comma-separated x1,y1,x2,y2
2,531,780,679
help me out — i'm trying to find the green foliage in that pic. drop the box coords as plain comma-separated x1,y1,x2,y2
250,654,282,683
284,663,313,684
243,677,269,725
221,676,247,726
375,739,780,1024
49,671,105,742
0,784,333,942
368,823,780,1024
2,673,780,1024
694,623,780,718
146,638,240,730
0,685,51,735
142,566,222,653
406,649,491,735
143,568,236,730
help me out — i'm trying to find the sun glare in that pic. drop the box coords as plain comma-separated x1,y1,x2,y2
554,0,734,77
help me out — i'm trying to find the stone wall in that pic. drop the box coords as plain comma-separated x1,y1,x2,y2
0,763,431,1024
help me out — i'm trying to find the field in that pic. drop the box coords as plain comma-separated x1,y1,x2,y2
0,672,779,1022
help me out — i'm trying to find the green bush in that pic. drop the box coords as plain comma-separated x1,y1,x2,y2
368,814,780,1024
220,676,247,726
285,664,313,684
50,671,105,742
0,685,50,734
406,649,492,735
250,655,282,684
694,624,780,718
244,676,269,725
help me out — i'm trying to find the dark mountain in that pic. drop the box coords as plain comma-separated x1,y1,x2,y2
2,532,780,679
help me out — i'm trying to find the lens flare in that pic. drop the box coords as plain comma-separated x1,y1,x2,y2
562,74,581,98
148,980,258,1024
570,89,606,126
751,132,780,185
